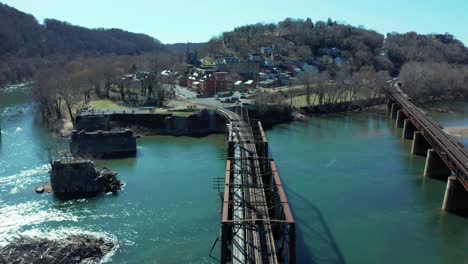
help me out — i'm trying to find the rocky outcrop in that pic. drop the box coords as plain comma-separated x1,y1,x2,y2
0,235,114,264
96,168,121,194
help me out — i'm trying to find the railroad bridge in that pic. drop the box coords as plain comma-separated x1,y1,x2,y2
386,86,468,212
215,107,295,264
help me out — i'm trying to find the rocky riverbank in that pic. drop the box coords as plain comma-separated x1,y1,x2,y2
0,235,115,264
444,126,468,139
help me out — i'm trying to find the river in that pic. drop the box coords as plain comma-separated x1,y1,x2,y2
0,87,466,263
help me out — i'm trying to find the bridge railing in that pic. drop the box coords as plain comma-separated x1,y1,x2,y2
268,160,296,263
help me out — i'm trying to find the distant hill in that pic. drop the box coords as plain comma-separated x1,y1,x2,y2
203,18,468,76
0,3,168,85
0,3,165,59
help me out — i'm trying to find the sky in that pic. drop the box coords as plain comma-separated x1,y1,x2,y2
2,0,467,45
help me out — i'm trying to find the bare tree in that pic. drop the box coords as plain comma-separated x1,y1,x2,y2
298,72,315,106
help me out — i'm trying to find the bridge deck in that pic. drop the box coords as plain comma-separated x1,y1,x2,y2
219,107,295,263
387,88,468,190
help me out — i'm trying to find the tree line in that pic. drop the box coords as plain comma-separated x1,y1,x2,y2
253,67,389,110
399,61,468,101
32,53,182,126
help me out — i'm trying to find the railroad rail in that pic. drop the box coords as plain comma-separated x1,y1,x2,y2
386,87,468,191
218,107,295,264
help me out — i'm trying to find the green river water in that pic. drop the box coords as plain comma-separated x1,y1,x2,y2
0,87,466,263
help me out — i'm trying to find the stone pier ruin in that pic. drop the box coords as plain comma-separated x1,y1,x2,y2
70,129,137,158
50,159,121,197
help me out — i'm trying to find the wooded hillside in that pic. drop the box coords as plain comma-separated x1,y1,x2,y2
0,3,165,85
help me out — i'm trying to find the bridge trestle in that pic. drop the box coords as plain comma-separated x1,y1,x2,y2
386,87,468,212
219,107,295,263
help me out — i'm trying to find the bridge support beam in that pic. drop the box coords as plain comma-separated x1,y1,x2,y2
402,119,416,140
395,110,406,128
386,99,394,114
390,103,399,120
221,223,229,263
411,132,430,156
424,149,451,180
442,176,468,212
227,141,234,158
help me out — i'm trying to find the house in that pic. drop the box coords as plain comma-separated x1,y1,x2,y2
233,80,245,91
264,58,274,67
302,63,319,74
223,57,241,63
335,56,346,65
277,73,290,86
200,57,215,68
245,80,255,90
124,74,134,80
160,70,176,84
187,76,197,87
192,81,200,90
273,55,283,65
286,64,302,76
178,75,188,87
260,46,273,56
259,72,268,80
249,53,263,62
215,59,260,74
319,47,338,57
258,79,276,88
320,55,333,65
378,49,388,57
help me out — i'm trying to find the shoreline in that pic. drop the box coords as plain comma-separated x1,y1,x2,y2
46,102,388,138
45,96,465,138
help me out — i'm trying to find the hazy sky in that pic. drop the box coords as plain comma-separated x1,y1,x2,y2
2,0,467,45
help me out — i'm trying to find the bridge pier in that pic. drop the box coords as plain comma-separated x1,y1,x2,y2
390,103,399,120
411,132,430,156
395,110,406,128
402,119,416,140
442,176,468,212
424,149,451,180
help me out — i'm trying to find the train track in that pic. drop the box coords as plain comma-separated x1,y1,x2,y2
387,88,468,190
225,107,278,263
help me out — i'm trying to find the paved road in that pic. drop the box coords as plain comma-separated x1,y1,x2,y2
174,86,198,99
174,86,252,109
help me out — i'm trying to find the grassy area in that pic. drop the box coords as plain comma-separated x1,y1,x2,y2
80,99,196,117
88,100,130,110
168,111,196,117
288,92,357,108
87,99,195,117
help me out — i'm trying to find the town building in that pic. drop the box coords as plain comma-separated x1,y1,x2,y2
258,79,276,88
198,72,228,96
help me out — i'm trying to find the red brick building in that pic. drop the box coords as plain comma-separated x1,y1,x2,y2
199,72,228,96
